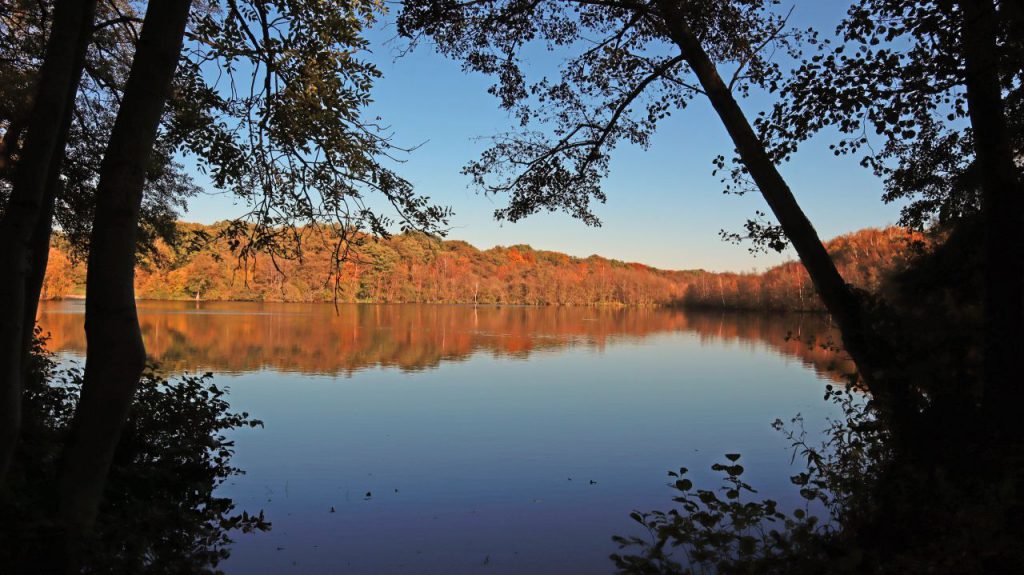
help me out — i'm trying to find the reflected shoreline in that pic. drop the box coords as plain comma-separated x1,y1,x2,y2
38,300,856,381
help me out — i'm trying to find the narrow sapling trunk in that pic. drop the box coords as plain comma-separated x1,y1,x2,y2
57,0,192,545
0,0,97,482
959,0,1024,422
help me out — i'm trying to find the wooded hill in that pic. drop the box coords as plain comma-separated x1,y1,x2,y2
41,223,923,310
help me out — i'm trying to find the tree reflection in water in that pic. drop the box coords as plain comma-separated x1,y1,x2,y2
38,301,856,383
25,301,859,572
0,337,268,574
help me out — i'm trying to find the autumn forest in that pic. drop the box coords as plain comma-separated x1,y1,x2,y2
43,225,922,311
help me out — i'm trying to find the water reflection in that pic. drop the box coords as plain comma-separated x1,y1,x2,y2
34,300,849,574
37,301,854,381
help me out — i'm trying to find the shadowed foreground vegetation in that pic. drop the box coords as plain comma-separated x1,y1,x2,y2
612,372,1024,575
0,337,268,573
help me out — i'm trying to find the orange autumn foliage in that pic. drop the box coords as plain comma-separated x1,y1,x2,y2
682,227,926,311
40,224,923,310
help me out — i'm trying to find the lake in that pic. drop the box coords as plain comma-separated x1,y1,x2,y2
37,300,852,574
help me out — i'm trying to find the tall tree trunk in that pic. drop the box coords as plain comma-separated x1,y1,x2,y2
21,130,68,368
655,2,887,387
959,0,1024,422
0,0,97,482
23,15,97,400
57,0,192,548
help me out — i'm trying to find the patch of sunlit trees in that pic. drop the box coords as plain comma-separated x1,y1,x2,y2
683,227,926,311
41,224,922,310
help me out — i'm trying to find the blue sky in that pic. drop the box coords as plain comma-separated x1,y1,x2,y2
182,1,902,272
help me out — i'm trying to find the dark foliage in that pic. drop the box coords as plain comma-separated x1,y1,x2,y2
0,0,199,259
762,0,1023,232
0,335,269,574
614,373,1024,574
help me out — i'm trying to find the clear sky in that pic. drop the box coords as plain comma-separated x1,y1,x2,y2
182,1,902,272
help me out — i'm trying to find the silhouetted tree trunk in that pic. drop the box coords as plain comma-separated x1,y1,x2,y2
57,0,192,548
0,0,97,482
21,128,69,369
959,0,1024,422
654,3,887,387
22,12,98,407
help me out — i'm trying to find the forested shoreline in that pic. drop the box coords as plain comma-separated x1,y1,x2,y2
42,223,922,310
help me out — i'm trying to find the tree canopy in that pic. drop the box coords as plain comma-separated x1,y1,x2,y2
762,0,1023,231
398,0,805,228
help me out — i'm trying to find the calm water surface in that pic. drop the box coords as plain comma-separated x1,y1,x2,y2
38,300,852,574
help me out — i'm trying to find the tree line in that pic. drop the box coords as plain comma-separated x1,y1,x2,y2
680,227,925,311
39,224,921,309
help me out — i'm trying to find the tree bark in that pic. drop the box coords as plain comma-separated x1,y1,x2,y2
959,0,1024,421
21,127,67,369
0,0,97,483
57,0,192,548
653,4,886,387
0,117,26,177
23,13,99,401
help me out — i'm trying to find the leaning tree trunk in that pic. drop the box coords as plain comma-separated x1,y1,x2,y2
20,120,70,372
959,0,1024,425
654,1,889,390
56,0,192,550
0,0,97,482
22,12,99,400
